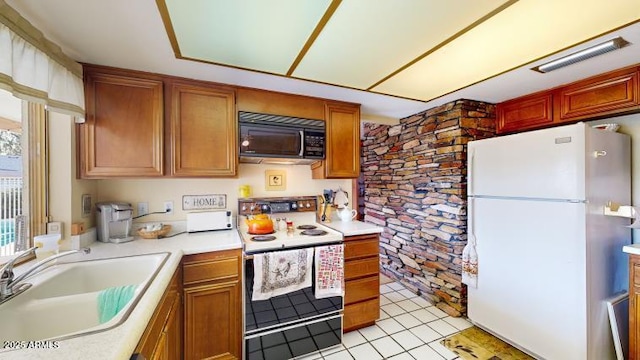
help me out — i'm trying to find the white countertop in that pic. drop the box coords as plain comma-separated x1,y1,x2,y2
323,220,384,236
0,229,242,360
623,244,640,255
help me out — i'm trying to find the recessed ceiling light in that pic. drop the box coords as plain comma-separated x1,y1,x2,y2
532,37,629,73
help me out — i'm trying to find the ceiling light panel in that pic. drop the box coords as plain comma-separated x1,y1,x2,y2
373,0,640,101
292,0,508,89
165,0,332,74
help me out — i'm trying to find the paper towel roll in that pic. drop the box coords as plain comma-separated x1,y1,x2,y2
34,234,61,259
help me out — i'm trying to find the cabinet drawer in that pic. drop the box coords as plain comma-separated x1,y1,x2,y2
183,257,239,286
345,257,379,280
345,239,379,260
344,297,379,332
345,276,379,304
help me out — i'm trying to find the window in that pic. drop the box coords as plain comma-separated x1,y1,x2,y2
0,89,48,257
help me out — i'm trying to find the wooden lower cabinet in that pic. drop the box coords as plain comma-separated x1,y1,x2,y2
343,233,380,332
344,298,380,332
630,255,640,360
135,267,182,360
183,249,242,360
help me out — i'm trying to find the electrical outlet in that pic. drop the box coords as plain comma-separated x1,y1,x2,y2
47,221,63,235
137,202,148,216
164,201,174,215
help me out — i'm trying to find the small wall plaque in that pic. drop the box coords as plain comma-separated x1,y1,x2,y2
265,170,286,191
182,194,226,211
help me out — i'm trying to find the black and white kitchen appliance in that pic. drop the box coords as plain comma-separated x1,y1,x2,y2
186,210,233,233
239,196,344,360
239,111,325,165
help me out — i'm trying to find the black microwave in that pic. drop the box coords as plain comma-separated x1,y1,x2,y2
238,111,325,164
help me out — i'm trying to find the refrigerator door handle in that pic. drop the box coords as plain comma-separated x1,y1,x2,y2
469,149,475,195
468,197,475,238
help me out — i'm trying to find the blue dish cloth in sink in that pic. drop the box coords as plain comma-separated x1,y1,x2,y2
97,285,137,324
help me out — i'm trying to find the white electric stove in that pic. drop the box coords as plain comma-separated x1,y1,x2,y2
239,196,345,360
238,196,343,254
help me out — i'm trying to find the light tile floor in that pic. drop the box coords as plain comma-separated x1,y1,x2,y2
295,280,473,360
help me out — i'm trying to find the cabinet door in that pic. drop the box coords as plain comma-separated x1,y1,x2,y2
169,82,237,177
164,292,181,360
496,93,553,134
313,103,360,178
184,281,241,360
80,70,164,178
150,332,168,360
558,68,639,122
135,268,182,360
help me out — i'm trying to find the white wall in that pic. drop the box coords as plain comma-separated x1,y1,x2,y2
591,114,640,242
96,164,351,223
48,112,97,243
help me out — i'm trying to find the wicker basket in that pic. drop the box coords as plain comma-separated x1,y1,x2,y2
137,224,172,239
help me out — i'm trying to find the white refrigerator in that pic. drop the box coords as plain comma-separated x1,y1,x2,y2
467,122,630,360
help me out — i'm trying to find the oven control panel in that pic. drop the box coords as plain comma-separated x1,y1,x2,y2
238,196,318,216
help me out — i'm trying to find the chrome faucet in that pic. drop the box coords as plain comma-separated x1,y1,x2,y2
0,247,91,304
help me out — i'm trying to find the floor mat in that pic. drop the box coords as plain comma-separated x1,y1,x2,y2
441,327,534,360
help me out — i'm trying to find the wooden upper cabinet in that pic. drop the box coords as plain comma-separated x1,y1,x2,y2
496,93,553,134
496,64,640,134
236,87,324,120
558,68,640,122
80,68,164,178
312,102,361,178
168,81,237,177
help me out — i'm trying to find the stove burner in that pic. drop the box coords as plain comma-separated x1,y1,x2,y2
300,229,328,236
296,225,317,230
251,235,277,242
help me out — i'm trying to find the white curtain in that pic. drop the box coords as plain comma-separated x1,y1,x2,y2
0,2,84,120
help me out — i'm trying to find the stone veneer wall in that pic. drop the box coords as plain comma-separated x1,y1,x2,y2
362,99,495,317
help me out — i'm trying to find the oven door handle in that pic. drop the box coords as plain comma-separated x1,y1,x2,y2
243,239,343,257
244,313,343,339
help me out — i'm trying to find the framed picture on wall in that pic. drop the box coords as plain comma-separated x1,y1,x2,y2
265,170,286,191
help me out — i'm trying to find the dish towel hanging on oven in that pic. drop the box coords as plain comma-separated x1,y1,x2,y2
462,234,478,288
252,248,313,301
314,244,344,299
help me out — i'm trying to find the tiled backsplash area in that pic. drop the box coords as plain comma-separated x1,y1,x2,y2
361,99,495,316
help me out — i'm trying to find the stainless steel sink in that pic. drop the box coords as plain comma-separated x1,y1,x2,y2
0,252,168,343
